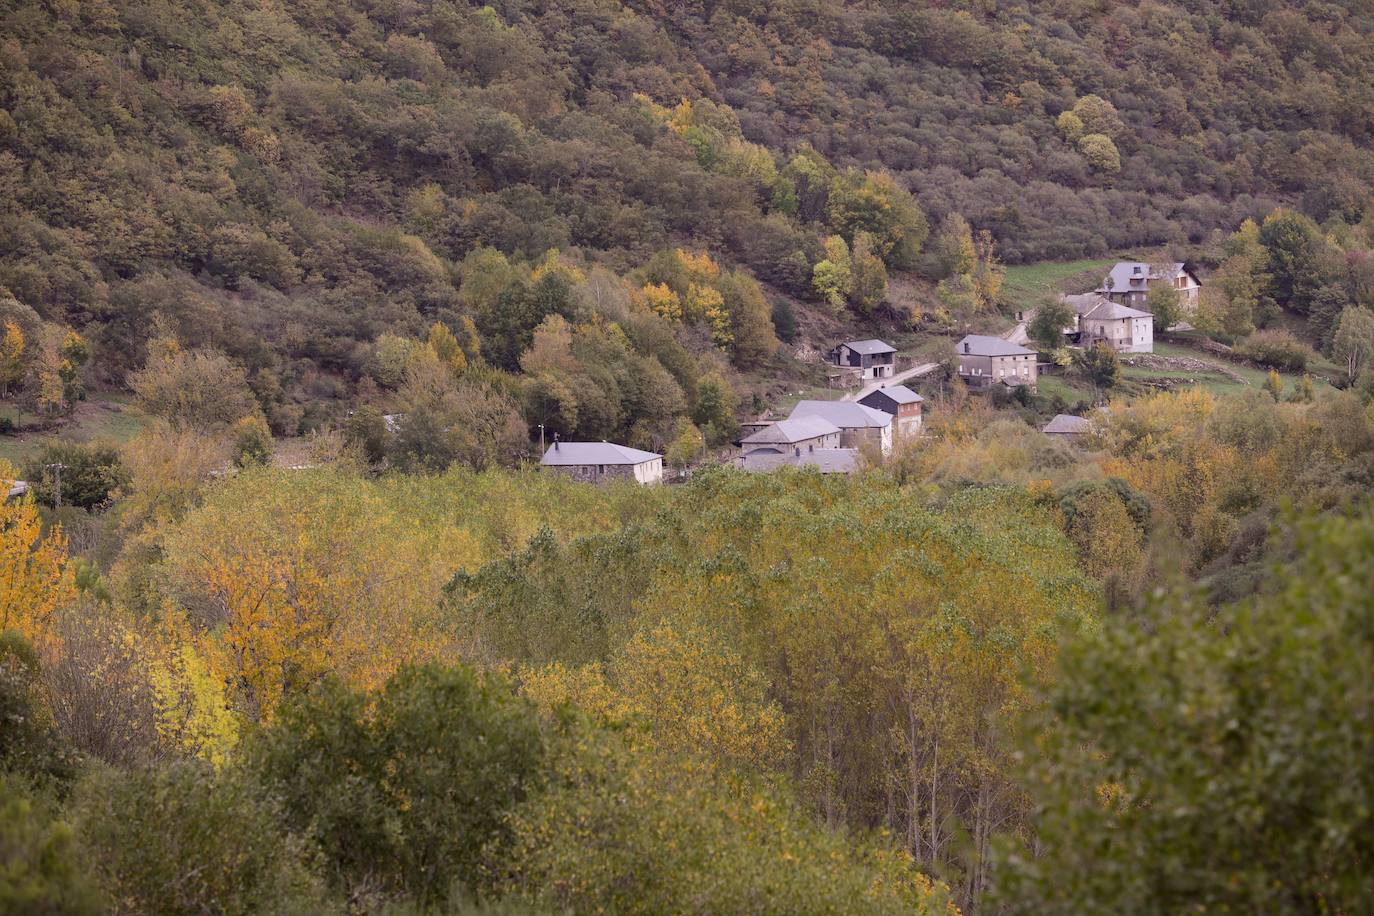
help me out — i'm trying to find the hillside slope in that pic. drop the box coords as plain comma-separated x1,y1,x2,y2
2,0,1372,425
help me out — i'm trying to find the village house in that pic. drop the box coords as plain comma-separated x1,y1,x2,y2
5,480,28,501
739,415,842,456
1097,261,1201,313
738,446,859,475
539,440,664,485
858,385,924,439
955,335,1038,389
1063,293,1154,353
789,400,894,455
1042,414,1094,440
827,339,897,381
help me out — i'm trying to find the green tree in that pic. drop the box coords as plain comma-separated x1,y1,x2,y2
1145,281,1182,332
129,344,260,432
74,763,331,914
826,170,929,269
849,230,889,313
22,442,128,510
1075,341,1120,398
1028,299,1074,352
0,775,102,914
245,665,546,904
231,415,273,468
1077,134,1120,172
992,507,1374,913
1258,209,1332,311
691,373,740,446
0,319,24,399
1332,306,1374,385
812,235,853,311
1262,368,1283,401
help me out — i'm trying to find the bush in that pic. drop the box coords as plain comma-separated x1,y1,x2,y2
0,775,102,914
1233,329,1317,371
21,442,129,510
244,665,547,905
0,632,78,787
73,762,333,915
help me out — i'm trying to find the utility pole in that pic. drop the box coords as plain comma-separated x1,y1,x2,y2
44,462,66,509
537,423,545,455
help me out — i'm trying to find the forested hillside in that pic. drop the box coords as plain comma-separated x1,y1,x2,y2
5,0,1374,429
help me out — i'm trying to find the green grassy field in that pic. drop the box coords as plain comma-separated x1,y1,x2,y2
1002,258,1119,306
0,394,150,470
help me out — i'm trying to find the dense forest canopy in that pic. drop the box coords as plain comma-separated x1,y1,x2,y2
5,0,1374,419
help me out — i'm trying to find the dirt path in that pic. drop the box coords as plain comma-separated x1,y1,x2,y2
844,362,940,401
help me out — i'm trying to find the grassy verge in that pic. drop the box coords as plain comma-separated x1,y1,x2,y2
1002,258,1119,306
0,394,150,469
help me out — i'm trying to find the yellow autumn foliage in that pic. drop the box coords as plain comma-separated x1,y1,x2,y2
0,470,75,649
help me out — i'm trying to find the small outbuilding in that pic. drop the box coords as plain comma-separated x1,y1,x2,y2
540,441,663,485
1042,414,1094,440
828,339,897,381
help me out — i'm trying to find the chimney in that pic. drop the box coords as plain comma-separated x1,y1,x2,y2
1133,265,1142,275
963,342,970,354
552,434,559,450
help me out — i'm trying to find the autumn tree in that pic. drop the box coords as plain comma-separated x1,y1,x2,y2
1332,306,1374,385
993,508,1374,913
812,235,853,311
0,319,23,398
0,475,76,648
129,343,260,432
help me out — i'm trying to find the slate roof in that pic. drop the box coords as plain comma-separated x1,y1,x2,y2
1097,261,1193,293
860,385,923,407
839,338,897,355
6,481,28,500
740,415,841,446
541,442,662,466
739,447,859,474
956,334,1036,358
1083,299,1153,321
1042,414,1094,435
789,400,892,429
1062,293,1113,317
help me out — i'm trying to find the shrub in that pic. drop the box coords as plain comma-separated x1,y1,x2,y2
243,665,546,904
0,775,102,914
73,762,333,915
21,442,129,510
1233,329,1317,371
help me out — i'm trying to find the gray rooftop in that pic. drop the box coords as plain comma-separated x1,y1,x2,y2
740,415,841,446
790,400,892,429
1083,299,1153,321
1062,293,1113,316
840,338,897,355
6,481,28,500
1097,261,1190,293
860,385,923,407
956,335,1036,358
740,447,859,475
541,442,661,466
1042,414,1094,435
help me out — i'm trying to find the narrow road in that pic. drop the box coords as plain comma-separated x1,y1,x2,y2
844,362,940,401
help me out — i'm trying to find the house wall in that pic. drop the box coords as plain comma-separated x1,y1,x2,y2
741,431,840,456
957,353,1036,388
1082,316,1153,353
836,425,892,455
546,461,662,485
